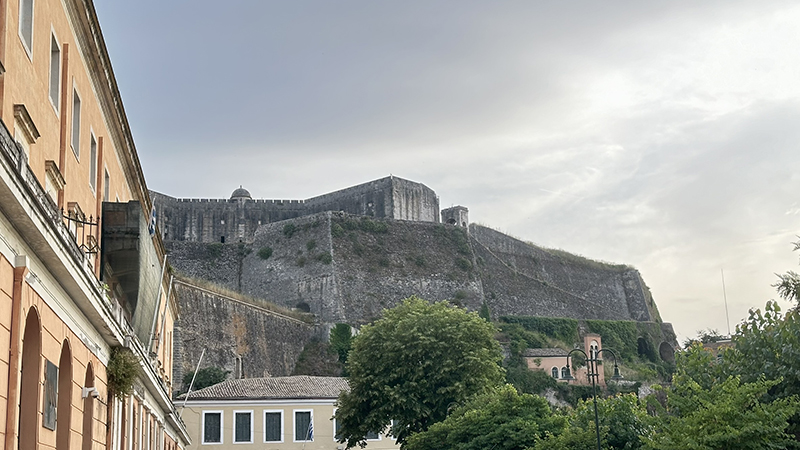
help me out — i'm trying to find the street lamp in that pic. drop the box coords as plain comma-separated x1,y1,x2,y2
562,347,623,450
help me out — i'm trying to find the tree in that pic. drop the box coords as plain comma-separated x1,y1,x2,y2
335,297,505,448
533,394,652,450
773,238,800,304
330,323,354,371
182,366,229,393
405,385,567,450
645,376,800,449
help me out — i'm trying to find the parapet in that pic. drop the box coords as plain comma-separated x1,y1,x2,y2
441,205,469,228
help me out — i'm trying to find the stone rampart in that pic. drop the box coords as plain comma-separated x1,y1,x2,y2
172,279,319,389
470,224,656,321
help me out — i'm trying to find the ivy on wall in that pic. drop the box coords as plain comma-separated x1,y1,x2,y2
500,316,579,343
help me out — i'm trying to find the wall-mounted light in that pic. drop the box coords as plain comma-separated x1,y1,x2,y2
81,387,99,399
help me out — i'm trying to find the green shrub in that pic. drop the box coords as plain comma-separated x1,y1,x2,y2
414,255,425,267
500,316,579,343
107,347,140,400
296,256,307,267
317,252,332,264
506,365,557,395
283,223,298,238
306,240,317,251
455,257,472,271
586,320,639,361
331,223,345,237
378,257,390,267
257,246,273,260
207,242,223,258
454,290,468,300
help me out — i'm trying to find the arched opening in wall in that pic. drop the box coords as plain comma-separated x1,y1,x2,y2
295,302,310,313
57,340,73,450
447,218,456,225
82,362,95,450
551,367,559,379
462,222,466,227
590,340,599,359
561,366,568,379
220,236,225,243
19,307,42,450
638,337,657,362
659,342,675,363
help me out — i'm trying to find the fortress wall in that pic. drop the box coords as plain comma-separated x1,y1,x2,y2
470,224,652,322
330,217,483,325
240,213,342,322
165,241,244,291
172,280,318,387
391,177,440,223
303,177,395,218
151,191,306,243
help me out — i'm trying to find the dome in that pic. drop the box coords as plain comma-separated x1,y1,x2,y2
230,186,252,200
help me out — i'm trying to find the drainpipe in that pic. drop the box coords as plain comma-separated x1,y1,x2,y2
5,256,29,450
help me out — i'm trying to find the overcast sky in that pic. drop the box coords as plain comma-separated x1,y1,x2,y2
94,1,800,341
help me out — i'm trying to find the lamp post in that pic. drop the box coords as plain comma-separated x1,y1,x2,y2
562,347,623,450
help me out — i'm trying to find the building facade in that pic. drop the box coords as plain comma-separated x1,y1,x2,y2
523,334,608,386
181,376,399,450
0,1,189,450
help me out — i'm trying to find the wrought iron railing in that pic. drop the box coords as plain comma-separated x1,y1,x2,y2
62,210,100,255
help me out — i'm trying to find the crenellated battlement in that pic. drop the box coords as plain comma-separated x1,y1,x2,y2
151,175,441,244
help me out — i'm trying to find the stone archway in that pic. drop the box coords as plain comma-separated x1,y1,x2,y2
57,340,73,450
19,307,42,450
82,362,95,450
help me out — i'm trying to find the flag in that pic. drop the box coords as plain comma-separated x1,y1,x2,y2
306,419,314,441
148,206,157,236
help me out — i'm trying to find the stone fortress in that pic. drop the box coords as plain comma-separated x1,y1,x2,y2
152,176,677,384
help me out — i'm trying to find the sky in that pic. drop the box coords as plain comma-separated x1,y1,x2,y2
93,1,800,342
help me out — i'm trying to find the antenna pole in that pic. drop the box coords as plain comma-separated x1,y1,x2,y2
721,268,731,336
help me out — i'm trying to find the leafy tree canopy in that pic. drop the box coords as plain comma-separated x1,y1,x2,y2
182,366,229,393
335,296,505,448
405,384,566,450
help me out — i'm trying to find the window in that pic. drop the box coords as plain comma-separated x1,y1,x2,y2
103,169,110,202
390,419,400,440
294,410,313,442
89,133,97,191
202,411,222,444
366,430,380,441
14,126,30,159
333,409,342,441
233,411,252,443
561,367,569,379
264,410,283,443
49,35,60,109
71,89,80,157
19,0,34,55
551,367,559,378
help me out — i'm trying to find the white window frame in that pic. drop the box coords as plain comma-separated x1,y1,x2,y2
263,410,284,444
71,86,81,159
201,410,223,445
232,410,253,444
89,130,97,192
332,408,340,442
365,429,382,441
293,409,314,443
18,0,34,59
49,30,61,112
103,167,110,202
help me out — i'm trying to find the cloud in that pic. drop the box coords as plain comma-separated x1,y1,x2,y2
95,0,800,340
